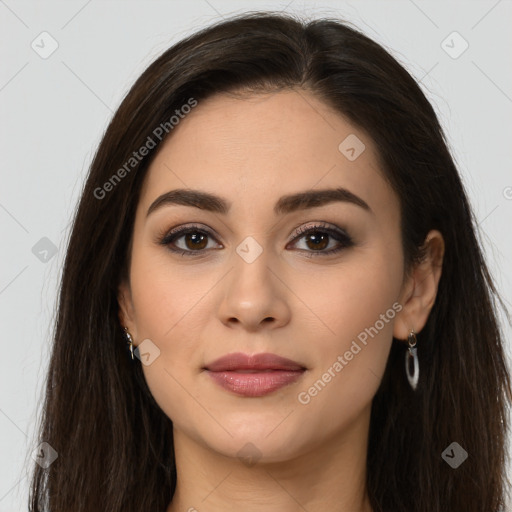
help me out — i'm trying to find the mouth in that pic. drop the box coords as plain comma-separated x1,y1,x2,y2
203,352,306,397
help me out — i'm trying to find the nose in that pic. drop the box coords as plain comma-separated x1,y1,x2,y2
216,247,292,332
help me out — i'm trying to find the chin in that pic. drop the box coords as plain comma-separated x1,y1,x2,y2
201,423,313,464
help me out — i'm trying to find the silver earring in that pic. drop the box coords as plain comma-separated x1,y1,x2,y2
405,329,419,390
123,326,134,360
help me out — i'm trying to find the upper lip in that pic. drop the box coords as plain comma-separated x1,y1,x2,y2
204,352,306,372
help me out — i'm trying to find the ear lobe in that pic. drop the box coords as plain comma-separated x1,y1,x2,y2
117,280,136,336
393,229,445,340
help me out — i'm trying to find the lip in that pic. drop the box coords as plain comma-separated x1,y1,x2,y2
203,352,306,397
204,352,305,372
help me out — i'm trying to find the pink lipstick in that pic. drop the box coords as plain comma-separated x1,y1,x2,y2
203,352,306,397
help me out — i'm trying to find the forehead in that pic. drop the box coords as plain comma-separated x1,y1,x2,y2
138,90,397,221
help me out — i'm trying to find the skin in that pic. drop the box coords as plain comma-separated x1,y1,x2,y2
118,89,444,512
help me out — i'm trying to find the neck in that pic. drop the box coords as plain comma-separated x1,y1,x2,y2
166,405,373,512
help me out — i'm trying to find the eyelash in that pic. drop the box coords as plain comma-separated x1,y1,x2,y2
157,222,354,258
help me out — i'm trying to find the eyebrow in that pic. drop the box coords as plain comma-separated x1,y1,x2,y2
146,187,372,218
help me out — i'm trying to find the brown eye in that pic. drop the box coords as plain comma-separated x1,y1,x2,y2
160,225,221,256
182,232,208,250
159,222,353,258
289,223,354,257
303,231,329,251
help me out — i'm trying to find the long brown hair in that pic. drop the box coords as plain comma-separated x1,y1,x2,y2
28,11,512,511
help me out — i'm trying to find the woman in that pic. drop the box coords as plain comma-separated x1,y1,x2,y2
28,11,512,512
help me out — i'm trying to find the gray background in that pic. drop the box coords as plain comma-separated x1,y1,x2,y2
1,1,511,510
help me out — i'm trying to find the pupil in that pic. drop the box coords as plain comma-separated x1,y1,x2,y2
187,233,207,249
183,231,330,252
308,232,328,250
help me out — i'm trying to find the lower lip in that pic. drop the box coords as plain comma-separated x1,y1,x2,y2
205,370,305,397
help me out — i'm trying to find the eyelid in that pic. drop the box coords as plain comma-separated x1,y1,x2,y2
157,221,353,256
158,221,346,240
287,222,353,253
289,221,344,240
155,223,221,246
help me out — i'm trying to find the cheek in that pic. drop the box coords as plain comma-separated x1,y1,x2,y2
128,250,212,424
129,242,212,340
293,243,403,412
294,243,403,343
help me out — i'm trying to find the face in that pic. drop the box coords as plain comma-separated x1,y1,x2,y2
118,89,409,463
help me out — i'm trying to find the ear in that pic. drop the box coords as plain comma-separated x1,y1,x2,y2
118,279,138,341
393,229,445,341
